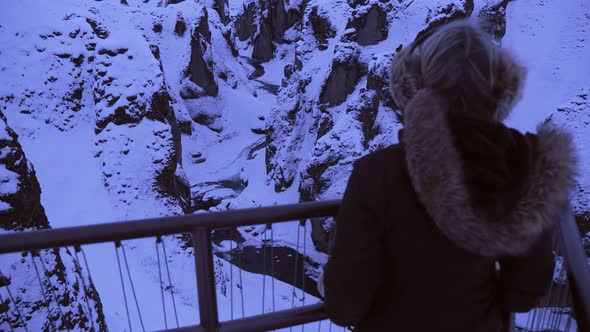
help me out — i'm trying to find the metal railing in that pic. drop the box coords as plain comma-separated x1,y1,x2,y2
518,206,590,331
0,201,588,331
0,200,340,332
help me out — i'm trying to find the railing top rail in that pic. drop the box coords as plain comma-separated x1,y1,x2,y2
0,200,340,254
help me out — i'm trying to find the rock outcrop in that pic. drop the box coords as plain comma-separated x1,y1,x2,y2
235,0,302,62
93,20,189,214
308,6,336,50
0,112,106,331
476,0,509,43
266,0,499,252
0,113,47,230
187,8,219,97
319,44,364,106
348,3,389,46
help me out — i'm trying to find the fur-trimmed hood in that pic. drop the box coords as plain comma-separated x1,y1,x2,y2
399,89,577,258
388,21,577,258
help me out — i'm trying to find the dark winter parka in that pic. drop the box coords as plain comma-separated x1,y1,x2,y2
322,29,578,332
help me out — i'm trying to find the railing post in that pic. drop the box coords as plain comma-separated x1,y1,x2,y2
559,206,590,331
193,227,219,332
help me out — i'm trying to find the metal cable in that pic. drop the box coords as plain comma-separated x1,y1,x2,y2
0,290,15,332
80,248,93,283
73,246,95,331
0,269,28,332
302,221,307,332
156,238,168,329
290,223,301,332
564,293,574,332
230,230,234,320
161,237,180,327
30,252,54,330
550,282,567,330
115,243,133,332
525,308,533,331
327,224,335,332
38,250,69,332
317,320,321,332
120,243,145,331
270,225,275,313
262,227,268,314
541,258,567,328
237,228,245,318
555,285,570,331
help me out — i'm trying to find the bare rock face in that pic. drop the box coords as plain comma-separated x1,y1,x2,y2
236,1,258,41
252,18,276,62
348,3,388,46
175,13,187,36
308,6,336,50
268,0,302,42
213,0,230,25
235,0,302,62
476,0,509,42
319,44,364,106
188,8,218,97
0,114,47,230
0,112,107,331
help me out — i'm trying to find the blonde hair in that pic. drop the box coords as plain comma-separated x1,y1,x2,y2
390,20,525,122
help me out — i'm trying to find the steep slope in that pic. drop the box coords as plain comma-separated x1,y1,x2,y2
0,112,106,331
264,0,505,251
1,0,589,329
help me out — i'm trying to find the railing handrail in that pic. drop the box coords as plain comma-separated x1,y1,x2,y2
0,199,340,254
0,200,588,331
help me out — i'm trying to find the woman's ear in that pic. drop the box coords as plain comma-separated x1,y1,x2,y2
493,50,527,122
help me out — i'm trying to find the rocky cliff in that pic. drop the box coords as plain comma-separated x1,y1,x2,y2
0,112,106,330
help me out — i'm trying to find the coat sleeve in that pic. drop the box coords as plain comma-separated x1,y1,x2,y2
323,160,385,327
498,229,556,312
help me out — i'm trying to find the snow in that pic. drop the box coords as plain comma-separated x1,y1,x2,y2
0,0,588,330
0,166,20,196
503,0,590,133
0,201,12,211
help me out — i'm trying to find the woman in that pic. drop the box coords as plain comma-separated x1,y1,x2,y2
319,20,577,331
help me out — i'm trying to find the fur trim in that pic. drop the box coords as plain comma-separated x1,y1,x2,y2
389,38,527,122
403,89,577,258
493,51,527,122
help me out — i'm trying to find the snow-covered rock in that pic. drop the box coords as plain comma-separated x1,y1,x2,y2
0,113,46,230
1,0,589,329
265,0,479,251
0,112,106,331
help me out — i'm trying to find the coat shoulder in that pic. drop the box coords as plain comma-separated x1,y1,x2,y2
354,144,404,172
